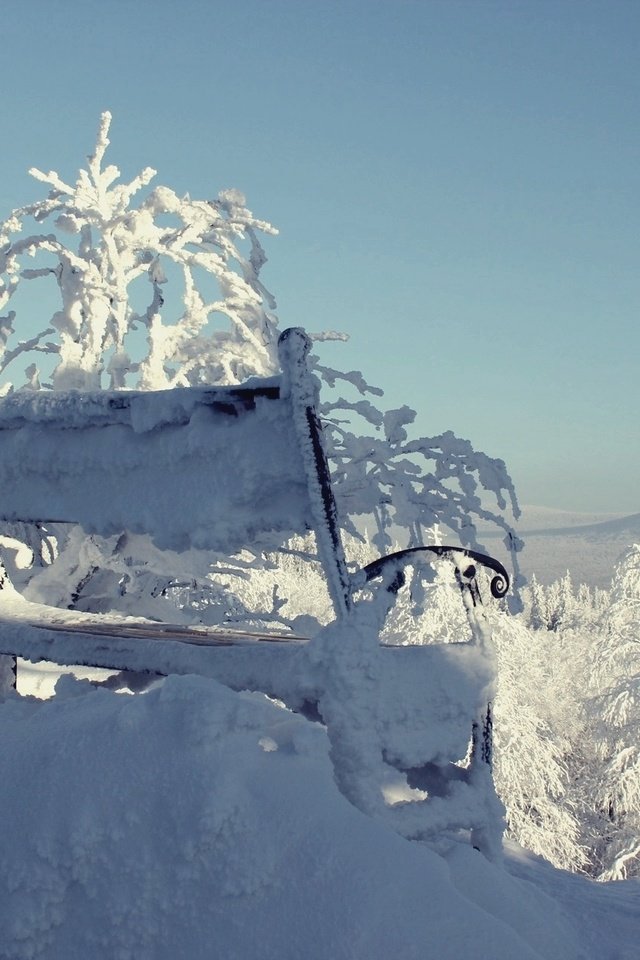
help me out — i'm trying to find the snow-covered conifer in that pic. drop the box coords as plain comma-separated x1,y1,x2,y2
526,574,550,630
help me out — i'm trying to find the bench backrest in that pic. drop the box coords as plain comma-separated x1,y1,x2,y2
0,328,352,617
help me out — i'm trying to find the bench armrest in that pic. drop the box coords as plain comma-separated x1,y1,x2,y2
355,545,510,600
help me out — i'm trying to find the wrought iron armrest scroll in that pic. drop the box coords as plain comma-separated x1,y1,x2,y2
359,545,510,600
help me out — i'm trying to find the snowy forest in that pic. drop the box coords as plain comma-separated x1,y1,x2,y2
0,114,638,958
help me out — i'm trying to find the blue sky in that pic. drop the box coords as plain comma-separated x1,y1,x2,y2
1,0,638,513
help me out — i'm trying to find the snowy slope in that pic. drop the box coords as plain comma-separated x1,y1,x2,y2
4,671,635,960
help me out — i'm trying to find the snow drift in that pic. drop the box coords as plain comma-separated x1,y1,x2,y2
0,672,586,960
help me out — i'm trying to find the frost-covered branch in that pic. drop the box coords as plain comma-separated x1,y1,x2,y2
0,319,57,377
310,354,522,595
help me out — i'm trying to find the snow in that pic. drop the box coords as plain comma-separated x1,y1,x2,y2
0,384,312,553
1,533,636,960
2,591,637,958
0,668,622,960
0,588,499,848
1,572,637,960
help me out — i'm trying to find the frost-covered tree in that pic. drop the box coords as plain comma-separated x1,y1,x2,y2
0,112,279,392
522,553,640,880
522,573,608,633
490,610,588,871
585,545,640,880
314,373,523,581
543,572,576,632
524,573,549,631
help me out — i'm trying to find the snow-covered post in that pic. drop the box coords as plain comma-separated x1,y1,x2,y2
278,328,352,619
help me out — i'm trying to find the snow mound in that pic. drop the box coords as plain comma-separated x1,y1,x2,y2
0,674,583,960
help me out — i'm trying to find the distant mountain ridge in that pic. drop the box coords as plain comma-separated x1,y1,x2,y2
479,505,630,533
516,512,640,540
511,503,631,528
495,508,640,588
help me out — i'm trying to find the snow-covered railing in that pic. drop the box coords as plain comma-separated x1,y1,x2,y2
0,327,510,861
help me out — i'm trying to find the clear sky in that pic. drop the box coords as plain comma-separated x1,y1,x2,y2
1,0,638,513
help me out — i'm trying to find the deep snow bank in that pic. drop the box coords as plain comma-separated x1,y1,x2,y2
0,674,585,960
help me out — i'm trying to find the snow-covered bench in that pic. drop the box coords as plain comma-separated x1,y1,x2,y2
0,327,509,859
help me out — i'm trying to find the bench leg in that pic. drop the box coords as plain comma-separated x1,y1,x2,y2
0,554,18,693
468,702,504,861
0,655,17,695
